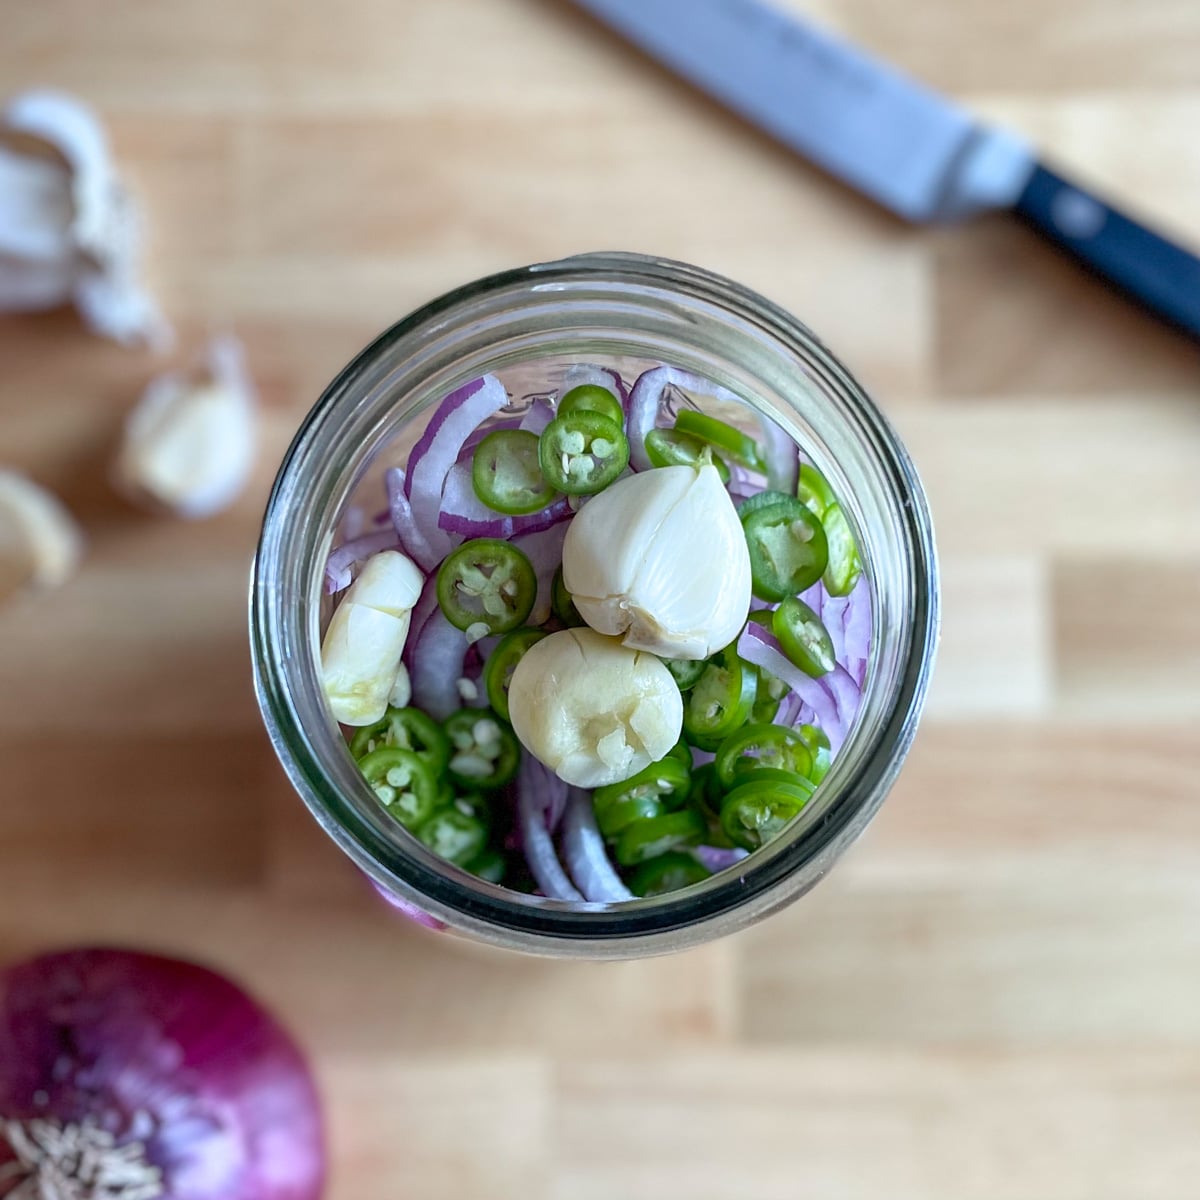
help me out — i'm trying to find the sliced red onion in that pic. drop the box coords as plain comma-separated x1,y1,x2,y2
561,787,634,903
458,416,525,462
517,755,582,902
757,411,800,494
690,748,716,768
513,521,569,626
324,528,401,594
820,665,863,734
774,690,803,728
627,366,742,471
844,577,872,685
693,845,750,873
738,621,846,752
0,948,324,1200
340,505,366,541
518,399,555,436
438,459,572,539
410,609,469,721
403,375,508,561
385,467,443,573
402,571,441,673
821,592,851,663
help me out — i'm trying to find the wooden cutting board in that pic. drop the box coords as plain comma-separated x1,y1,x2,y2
2,1,1199,1196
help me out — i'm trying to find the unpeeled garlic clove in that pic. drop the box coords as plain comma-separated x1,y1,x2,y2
321,550,425,726
562,462,752,661
0,469,83,603
113,335,257,519
507,626,683,788
0,89,171,349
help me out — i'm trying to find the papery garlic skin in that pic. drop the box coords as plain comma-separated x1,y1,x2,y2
0,469,83,602
562,463,752,661
321,550,424,727
114,336,257,519
0,89,171,348
507,627,683,788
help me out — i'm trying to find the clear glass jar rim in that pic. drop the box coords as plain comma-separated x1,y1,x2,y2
251,252,939,958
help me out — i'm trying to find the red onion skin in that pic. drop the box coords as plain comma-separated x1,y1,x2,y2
0,949,325,1200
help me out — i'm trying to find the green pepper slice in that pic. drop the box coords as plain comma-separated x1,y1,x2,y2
796,463,838,517
593,755,691,819
558,384,625,428
629,852,712,897
673,410,766,472
463,847,508,884
538,411,630,495
482,627,547,721
750,664,788,724
797,723,833,784
442,709,520,790
666,740,694,771
714,723,815,788
644,428,731,483
821,503,863,597
719,769,816,850
357,746,442,829
663,655,708,691
741,496,829,602
736,489,795,520
551,564,585,627
614,808,707,866
772,596,836,677
683,650,757,750
436,538,537,634
471,430,558,516
415,807,489,866
349,705,450,774
690,762,725,821
594,795,666,839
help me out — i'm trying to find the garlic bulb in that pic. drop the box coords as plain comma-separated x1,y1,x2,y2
507,627,683,788
321,550,425,726
0,469,83,603
113,335,257,519
562,462,752,661
0,89,171,348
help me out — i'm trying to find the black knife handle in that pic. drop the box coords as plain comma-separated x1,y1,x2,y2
1014,163,1200,341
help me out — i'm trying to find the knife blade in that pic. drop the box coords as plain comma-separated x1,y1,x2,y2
569,0,1200,340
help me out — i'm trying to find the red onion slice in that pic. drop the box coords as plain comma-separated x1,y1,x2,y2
409,609,469,721
558,363,629,410
438,459,573,539
517,755,582,902
386,467,442,572
561,787,634,903
403,375,508,560
757,411,800,494
513,521,569,626
627,366,742,471
693,845,750,874
821,591,850,663
519,398,555,435
324,529,401,594
820,665,863,734
844,576,872,685
738,621,846,752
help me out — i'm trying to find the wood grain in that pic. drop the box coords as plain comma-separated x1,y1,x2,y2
2,1,1199,1196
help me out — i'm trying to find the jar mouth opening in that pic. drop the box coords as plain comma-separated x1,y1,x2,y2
251,252,939,956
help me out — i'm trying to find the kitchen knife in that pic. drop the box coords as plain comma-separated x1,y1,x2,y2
569,0,1200,340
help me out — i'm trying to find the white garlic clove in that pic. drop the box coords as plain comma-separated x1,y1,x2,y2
321,550,425,726
0,469,83,603
507,627,683,788
0,148,73,261
114,336,257,519
0,89,172,349
562,462,752,661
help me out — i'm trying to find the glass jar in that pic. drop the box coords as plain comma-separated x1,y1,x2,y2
251,252,939,959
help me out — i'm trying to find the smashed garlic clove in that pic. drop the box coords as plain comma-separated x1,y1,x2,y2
114,335,257,519
0,89,171,349
0,469,83,603
321,550,425,726
562,462,752,661
507,627,683,789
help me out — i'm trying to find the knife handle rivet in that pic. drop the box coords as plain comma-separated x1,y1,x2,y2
1050,188,1107,240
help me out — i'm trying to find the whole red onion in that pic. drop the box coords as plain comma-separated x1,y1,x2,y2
0,948,325,1200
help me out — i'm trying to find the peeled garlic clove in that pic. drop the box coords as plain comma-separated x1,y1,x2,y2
321,550,424,727
0,89,172,349
114,336,257,519
507,627,683,788
0,469,83,602
0,148,73,261
562,462,752,661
